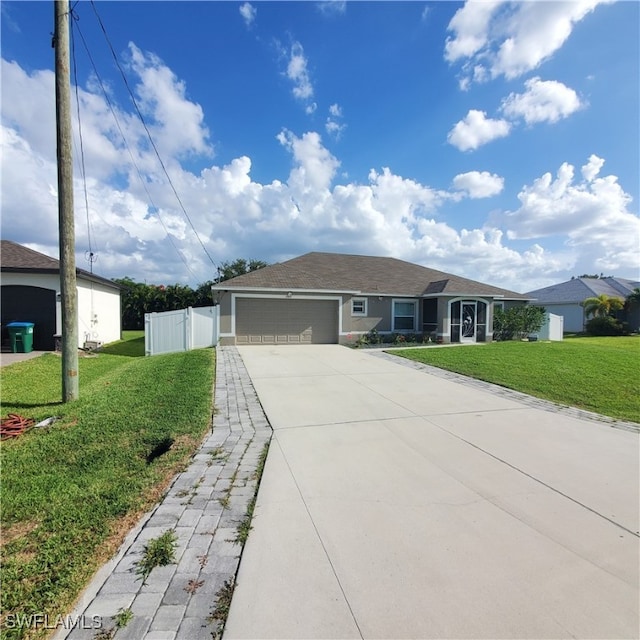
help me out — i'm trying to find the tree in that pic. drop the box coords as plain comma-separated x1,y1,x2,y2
215,258,268,283
581,294,624,319
113,259,269,329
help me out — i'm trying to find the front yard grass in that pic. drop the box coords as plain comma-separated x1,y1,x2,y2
0,333,215,639
392,335,639,423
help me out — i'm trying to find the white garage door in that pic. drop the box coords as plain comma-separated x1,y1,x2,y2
236,298,339,344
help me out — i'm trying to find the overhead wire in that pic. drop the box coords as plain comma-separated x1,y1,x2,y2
69,8,96,268
70,9,199,281
88,0,219,272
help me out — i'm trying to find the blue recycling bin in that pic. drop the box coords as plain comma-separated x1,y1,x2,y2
7,322,35,353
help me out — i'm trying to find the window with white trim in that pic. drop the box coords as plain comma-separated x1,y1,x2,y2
351,298,367,316
392,300,416,331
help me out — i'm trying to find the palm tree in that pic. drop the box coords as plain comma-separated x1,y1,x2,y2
581,294,624,318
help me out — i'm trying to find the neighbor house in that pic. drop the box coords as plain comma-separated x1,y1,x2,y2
1,240,122,350
525,276,640,333
212,251,530,345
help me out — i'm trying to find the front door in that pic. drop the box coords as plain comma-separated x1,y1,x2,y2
461,302,476,342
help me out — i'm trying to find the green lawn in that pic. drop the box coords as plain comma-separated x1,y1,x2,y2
0,333,215,639
392,336,639,423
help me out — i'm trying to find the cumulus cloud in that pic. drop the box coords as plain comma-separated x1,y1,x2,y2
2,56,637,293
127,44,212,160
287,41,314,102
239,2,256,27
452,171,504,198
446,0,611,86
581,154,605,182
501,77,583,125
503,156,639,273
447,110,511,151
445,1,501,63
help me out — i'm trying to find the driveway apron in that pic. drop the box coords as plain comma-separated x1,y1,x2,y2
225,345,639,640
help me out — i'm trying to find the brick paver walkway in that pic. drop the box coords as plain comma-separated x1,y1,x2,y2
64,347,271,640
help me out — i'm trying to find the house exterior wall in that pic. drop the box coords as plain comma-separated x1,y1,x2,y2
342,295,391,336
1,272,120,348
217,292,233,335
217,289,531,345
77,280,121,346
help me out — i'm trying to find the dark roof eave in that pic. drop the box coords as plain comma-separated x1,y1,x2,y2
1,266,122,291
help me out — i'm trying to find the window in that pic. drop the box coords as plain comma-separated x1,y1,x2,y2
351,298,367,316
393,300,416,331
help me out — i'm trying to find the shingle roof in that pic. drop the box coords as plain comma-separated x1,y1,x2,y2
1,240,121,290
214,252,528,299
526,277,639,304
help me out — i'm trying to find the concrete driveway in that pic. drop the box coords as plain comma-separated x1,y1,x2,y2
224,345,639,639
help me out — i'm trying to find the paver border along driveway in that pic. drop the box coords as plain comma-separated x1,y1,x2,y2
225,345,639,640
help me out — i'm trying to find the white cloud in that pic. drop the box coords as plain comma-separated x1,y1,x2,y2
446,1,611,86
287,41,314,102
239,2,256,27
447,110,511,151
452,171,504,198
277,129,340,192
127,44,212,160
503,157,640,274
501,77,583,125
581,154,605,182
2,57,637,295
316,1,346,16
326,103,346,139
445,1,502,63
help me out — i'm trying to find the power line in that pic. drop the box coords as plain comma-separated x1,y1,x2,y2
89,0,219,271
70,12,199,281
69,8,96,263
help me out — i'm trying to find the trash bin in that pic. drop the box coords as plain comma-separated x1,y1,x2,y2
7,322,35,353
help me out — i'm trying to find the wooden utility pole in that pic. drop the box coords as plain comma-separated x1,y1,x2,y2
54,0,79,401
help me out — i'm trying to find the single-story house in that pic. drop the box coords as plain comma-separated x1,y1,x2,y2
1,240,122,351
212,251,530,346
525,276,640,333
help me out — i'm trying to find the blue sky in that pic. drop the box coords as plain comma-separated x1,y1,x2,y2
1,0,638,292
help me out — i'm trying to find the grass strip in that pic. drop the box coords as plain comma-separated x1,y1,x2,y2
392,336,639,423
1,334,215,639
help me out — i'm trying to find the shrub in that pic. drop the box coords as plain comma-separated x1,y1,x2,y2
365,329,381,344
494,305,546,341
585,316,627,336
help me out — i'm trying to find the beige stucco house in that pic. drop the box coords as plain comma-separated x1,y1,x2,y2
212,252,529,346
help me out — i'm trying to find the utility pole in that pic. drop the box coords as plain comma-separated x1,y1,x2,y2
54,0,79,401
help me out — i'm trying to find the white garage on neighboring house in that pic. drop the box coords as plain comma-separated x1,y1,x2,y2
1,240,122,351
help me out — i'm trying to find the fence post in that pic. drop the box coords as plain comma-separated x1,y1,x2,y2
186,307,192,352
144,313,151,356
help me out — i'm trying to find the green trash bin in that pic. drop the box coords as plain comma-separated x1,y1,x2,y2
7,322,35,353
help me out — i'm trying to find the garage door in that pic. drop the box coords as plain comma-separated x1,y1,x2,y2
236,298,338,344
1,285,57,351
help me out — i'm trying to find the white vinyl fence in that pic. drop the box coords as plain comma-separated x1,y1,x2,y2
537,312,564,341
145,306,219,356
